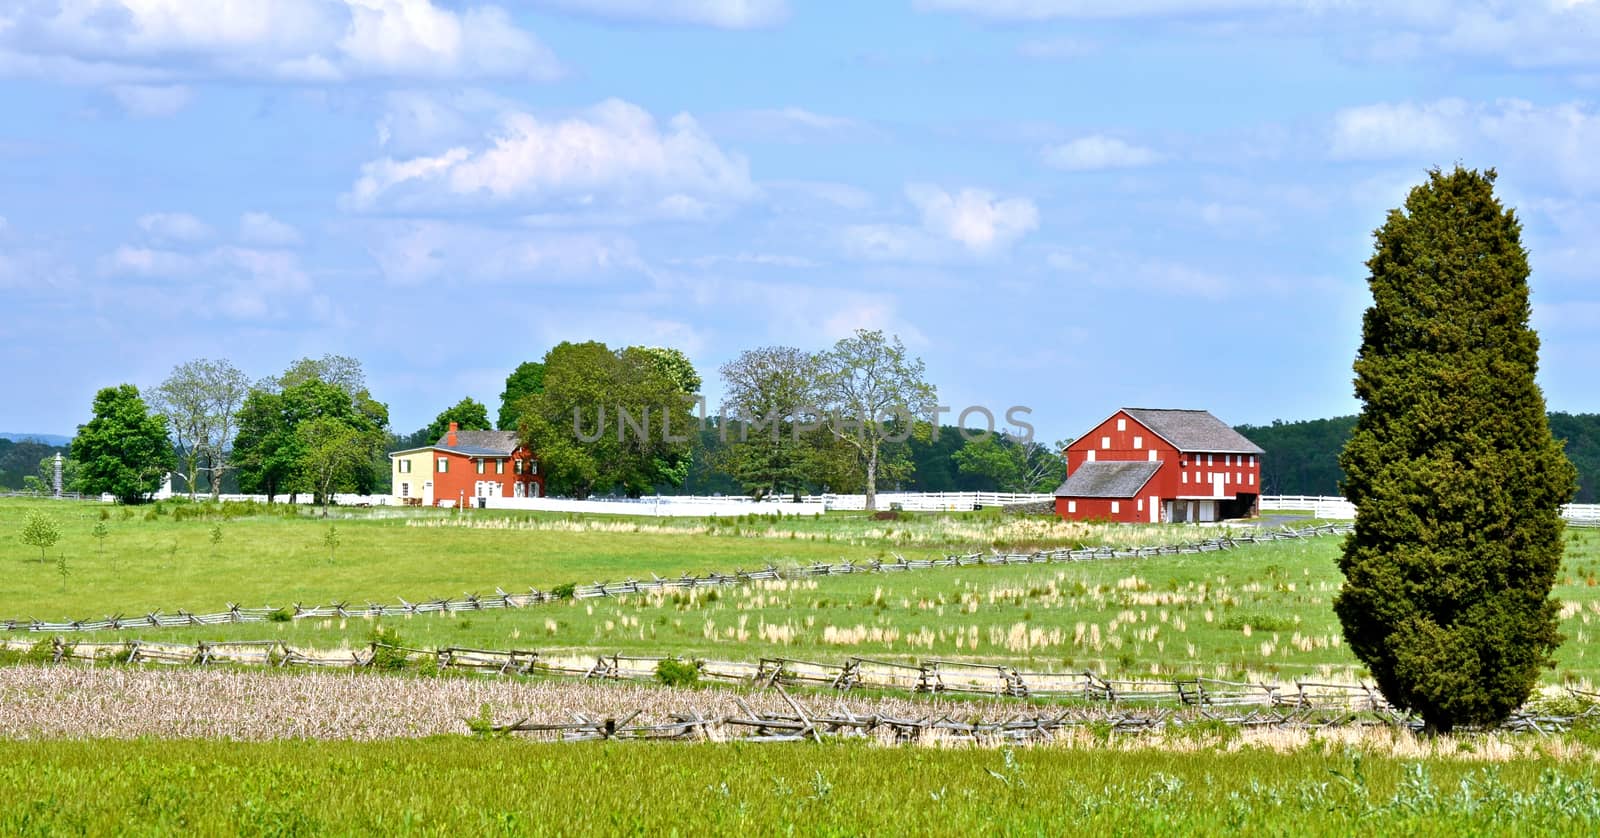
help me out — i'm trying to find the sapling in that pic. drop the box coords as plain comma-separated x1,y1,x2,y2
20,511,60,563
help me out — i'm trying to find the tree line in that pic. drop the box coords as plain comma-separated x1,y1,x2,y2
1236,412,1600,503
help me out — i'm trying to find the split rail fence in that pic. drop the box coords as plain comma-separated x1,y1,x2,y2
1,523,1350,635
6,636,1595,736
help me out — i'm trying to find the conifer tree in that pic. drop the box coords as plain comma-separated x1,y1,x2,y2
1336,167,1578,734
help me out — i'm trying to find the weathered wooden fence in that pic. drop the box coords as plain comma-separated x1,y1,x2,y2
0,523,1350,634
8,636,1594,736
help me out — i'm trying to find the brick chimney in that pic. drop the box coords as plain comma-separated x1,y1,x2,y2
447,422,458,447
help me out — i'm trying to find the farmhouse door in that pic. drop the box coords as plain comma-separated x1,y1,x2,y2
423,481,434,506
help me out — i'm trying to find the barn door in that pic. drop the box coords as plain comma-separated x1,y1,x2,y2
1149,496,1159,523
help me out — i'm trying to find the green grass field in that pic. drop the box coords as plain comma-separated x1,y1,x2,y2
0,498,1200,616
1,738,1598,835
4,498,1599,683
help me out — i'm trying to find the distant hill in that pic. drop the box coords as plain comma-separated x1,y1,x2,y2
0,432,71,446
1235,412,1600,504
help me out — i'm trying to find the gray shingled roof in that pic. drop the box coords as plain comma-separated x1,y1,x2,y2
1123,408,1264,455
435,429,520,455
1053,461,1162,498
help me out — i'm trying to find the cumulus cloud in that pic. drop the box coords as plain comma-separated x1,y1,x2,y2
904,184,1039,253
1042,135,1162,171
344,98,755,216
239,213,303,247
1331,99,1469,159
523,0,789,29
137,212,212,242
0,0,562,85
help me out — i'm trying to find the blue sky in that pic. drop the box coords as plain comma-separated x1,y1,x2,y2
2,1,1598,445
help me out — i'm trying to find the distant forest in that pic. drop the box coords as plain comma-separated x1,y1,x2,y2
10,414,1599,503
1235,413,1600,503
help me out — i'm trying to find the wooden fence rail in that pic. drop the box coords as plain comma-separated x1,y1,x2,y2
0,523,1352,635
8,636,1595,734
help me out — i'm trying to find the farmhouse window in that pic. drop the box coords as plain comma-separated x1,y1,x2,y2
437,458,448,472
529,461,538,475
1207,454,1214,466
397,459,411,474
1250,455,1257,466
496,459,504,474
400,482,410,498
514,460,523,474
1182,472,1188,485
476,459,485,474
1249,473,1255,486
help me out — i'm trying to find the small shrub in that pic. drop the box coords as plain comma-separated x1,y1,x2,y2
268,607,295,623
655,658,701,688
550,582,578,600
367,624,416,671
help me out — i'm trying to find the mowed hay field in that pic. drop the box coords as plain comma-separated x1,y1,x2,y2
4,739,1600,836
3,498,1600,684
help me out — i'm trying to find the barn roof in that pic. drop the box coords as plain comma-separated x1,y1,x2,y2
434,430,520,456
1053,461,1162,498
1123,408,1264,455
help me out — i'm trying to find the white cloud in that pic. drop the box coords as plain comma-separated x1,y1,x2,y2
1331,99,1468,159
1042,135,1162,170
904,183,1039,253
523,0,788,29
111,84,192,117
707,106,873,143
362,221,647,285
0,0,561,85
1331,98,1600,194
919,1,1600,68
1047,246,1231,298
345,98,754,216
239,212,303,247
137,212,212,242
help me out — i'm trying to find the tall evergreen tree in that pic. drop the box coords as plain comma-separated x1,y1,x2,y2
1335,167,1578,734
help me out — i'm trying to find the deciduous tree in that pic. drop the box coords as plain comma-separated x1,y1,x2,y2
423,397,492,445
70,384,174,504
497,361,546,430
814,330,937,510
1335,167,1579,734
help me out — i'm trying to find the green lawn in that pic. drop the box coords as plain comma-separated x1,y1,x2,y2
1,738,1597,835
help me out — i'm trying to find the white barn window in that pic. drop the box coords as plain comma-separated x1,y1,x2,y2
1182,472,1188,484
1117,418,1126,431
1133,436,1143,449
1101,436,1111,449
1149,451,1158,462
1068,501,1077,513
1111,501,1120,514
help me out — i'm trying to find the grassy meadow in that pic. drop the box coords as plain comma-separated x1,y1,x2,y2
3,738,1600,835
0,497,1204,616
4,498,1600,684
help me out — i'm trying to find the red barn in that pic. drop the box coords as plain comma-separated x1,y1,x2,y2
1053,408,1264,524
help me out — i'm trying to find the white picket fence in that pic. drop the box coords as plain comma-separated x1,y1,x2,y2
1259,496,1600,526
799,492,1056,511
1258,495,1358,520
486,496,826,517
